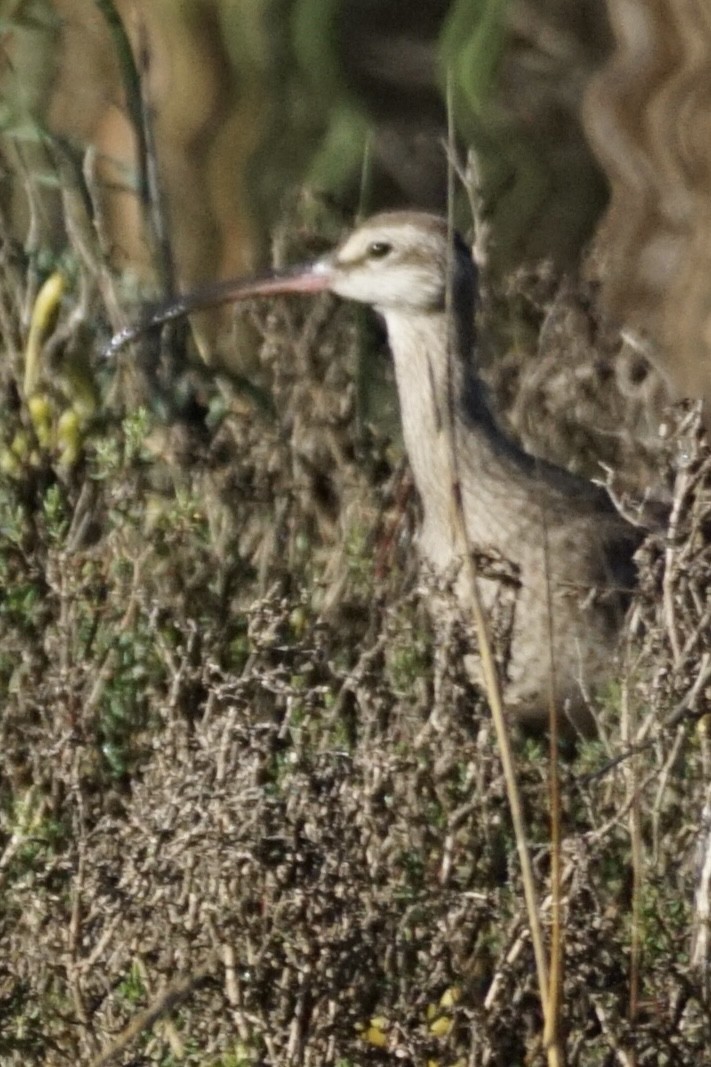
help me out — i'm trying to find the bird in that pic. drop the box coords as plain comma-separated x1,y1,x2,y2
109,211,640,730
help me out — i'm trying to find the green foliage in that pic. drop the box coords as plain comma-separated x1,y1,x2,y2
116,960,147,1006
441,0,510,117
41,484,68,544
90,406,151,478
385,618,431,698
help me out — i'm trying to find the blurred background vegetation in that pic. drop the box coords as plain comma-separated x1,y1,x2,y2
0,0,609,290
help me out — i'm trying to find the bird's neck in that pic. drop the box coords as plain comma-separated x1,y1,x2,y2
383,305,499,459
382,304,521,556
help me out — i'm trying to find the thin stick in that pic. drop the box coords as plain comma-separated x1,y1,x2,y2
94,0,150,206
443,72,553,1051
623,670,641,1067
542,494,564,1062
88,956,218,1067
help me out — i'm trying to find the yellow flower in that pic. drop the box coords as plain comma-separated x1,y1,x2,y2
357,1015,389,1048
24,272,65,398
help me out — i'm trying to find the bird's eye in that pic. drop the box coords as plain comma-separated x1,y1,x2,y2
367,241,392,259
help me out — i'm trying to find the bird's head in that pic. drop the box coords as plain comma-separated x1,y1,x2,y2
105,211,476,356
324,212,476,313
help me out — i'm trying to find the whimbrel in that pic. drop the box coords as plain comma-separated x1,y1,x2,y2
110,212,640,728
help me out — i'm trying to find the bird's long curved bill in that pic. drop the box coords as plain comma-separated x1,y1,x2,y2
104,258,334,357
